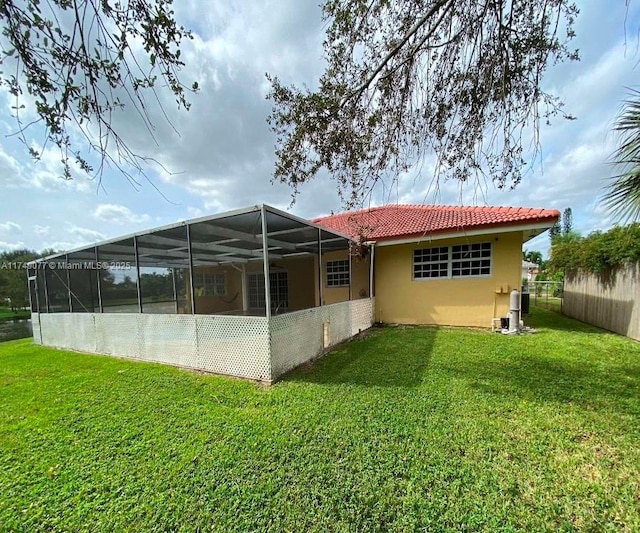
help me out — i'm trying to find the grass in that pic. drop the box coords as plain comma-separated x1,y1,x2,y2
1,308,639,532
530,296,563,314
0,306,30,323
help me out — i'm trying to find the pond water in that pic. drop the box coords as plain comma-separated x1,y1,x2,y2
0,319,33,342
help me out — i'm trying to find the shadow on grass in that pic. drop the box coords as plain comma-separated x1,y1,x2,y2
525,305,610,335
283,326,436,388
445,351,640,416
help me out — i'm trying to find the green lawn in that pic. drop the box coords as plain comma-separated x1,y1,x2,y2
0,306,30,322
530,296,563,314
1,308,639,532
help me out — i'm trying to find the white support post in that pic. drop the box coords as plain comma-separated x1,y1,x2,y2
27,267,35,313
43,265,50,313
65,253,73,312
95,246,103,313
241,264,248,312
171,268,178,313
133,235,143,313
348,245,352,301
186,224,196,315
369,243,375,298
261,206,271,318
318,228,323,306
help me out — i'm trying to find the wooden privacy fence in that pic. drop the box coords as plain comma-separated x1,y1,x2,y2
563,263,640,341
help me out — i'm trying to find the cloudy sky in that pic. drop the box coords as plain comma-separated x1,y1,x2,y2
1,1,639,257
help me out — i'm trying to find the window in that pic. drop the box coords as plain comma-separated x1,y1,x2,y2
248,272,289,311
451,243,491,277
413,247,449,279
326,259,350,287
194,272,226,296
413,243,492,280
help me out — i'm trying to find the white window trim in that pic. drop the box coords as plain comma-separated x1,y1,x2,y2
247,270,289,310
194,272,227,296
412,243,493,281
326,259,350,288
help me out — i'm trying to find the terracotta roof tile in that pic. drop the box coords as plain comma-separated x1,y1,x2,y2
313,204,560,242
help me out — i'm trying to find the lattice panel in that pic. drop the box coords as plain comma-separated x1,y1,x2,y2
350,298,374,336
270,309,324,378
34,300,374,383
94,314,143,358
319,302,351,346
196,315,270,381
270,299,375,380
31,313,41,344
139,314,197,367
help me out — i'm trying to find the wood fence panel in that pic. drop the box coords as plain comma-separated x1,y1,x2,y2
563,263,640,340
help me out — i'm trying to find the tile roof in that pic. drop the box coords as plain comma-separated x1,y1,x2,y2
313,204,560,242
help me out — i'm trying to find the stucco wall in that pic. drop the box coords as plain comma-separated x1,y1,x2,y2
374,231,523,327
321,250,371,305
187,255,317,314
181,251,369,314
193,266,243,314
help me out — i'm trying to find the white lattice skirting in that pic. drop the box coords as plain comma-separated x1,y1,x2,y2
32,298,374,382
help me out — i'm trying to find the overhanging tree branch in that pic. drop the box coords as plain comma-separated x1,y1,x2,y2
268,0,580,208
0,0,198,188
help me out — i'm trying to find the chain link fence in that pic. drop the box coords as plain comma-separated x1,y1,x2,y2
525,281,564,313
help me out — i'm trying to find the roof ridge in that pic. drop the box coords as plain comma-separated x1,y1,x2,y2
313,203,562,222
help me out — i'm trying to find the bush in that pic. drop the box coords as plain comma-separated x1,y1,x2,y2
550,224,640,274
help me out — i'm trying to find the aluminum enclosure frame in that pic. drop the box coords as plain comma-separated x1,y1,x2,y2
28,204,375,382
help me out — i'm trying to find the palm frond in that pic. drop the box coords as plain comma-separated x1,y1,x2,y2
604,88,640,222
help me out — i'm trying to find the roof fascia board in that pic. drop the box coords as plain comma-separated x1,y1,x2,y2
372,221,555,247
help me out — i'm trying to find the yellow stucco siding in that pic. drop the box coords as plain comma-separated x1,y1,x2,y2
185,255,317,314
280,255,316,311
178,249,371,314
321,250,370,305
374,231,523,327
192,266,243,314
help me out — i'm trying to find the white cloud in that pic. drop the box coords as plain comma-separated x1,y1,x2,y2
93,204,151,225
66,224,106,241
34,225,50,236
0,240,26,251
186,206,205,219
0,221,21,233
0,0,638,255
29,143,93,193
43,241,76,252
0,145,21,187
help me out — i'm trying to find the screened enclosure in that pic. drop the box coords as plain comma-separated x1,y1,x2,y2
29,205,375,382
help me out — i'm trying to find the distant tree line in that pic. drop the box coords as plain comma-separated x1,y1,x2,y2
550,224,640,274
0,249,44,311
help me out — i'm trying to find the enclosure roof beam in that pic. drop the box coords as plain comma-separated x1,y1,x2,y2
188,222,300,252
31,204,352,264
142,234,262,257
